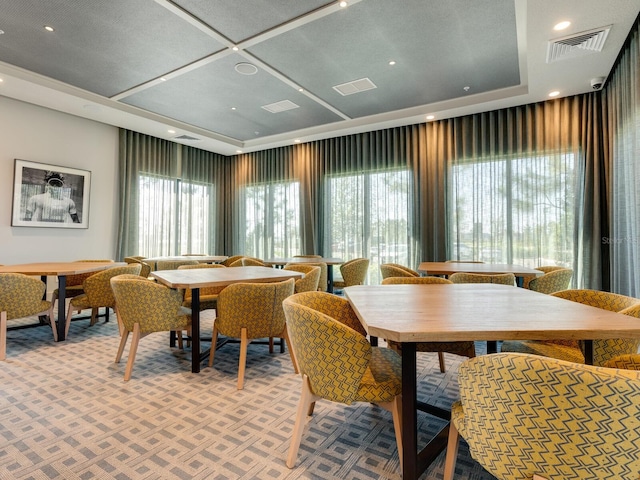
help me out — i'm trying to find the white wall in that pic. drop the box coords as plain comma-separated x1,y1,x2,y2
0,96,119,266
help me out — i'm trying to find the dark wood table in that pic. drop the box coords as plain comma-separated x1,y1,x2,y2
0,261,124,341
263,257,343,293
151,266,303,373
344,284,640,480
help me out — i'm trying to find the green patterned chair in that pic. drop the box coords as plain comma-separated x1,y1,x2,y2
1,273,55,360
283,264,321,293
527,268,573,294
449,272,516,285
208,278,295,389
110,274,192,382
443,353,640,480
382,276,475,373
177,263,227,312
501,290,640,366
65,264,142,337
51,259,115,311
380,263,419,279
333,258,369,290
283,292,403,470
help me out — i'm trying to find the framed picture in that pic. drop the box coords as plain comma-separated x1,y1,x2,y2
11,159,91,229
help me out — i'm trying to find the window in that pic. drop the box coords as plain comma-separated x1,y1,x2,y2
325,169,413,284
138,174,214,257
242,181,301,259
450,153,575,267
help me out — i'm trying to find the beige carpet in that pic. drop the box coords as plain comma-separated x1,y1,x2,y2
1,311,496,480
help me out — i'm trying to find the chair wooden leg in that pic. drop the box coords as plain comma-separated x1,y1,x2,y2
443,417,461,480
115,330,129,363
283,327,299,374
0,311,7,361
176,331,184,349
286,375,320,468
438,352,446,373
90,307,98,326
48,305,58,342
208,324,219,367
123,323,141,382
378,396,403,472
237,328,249,390
65,302,76,338
269,337,274,353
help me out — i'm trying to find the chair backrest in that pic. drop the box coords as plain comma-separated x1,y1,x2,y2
177,263,227,297
283,297,372,404
155,259,200,271
294,255,322,258
593,302,640,366
604,353,640,370
0,273,48,320
220,255,245,267
339,258,369,287
283,264,321,293
449,272,515,286
110,274,188,333
295,262,327,291
82,264,142,307
283,291,367,336
66,259,115,286
445,260,485,263
455,353,640,479
241,257,266,266
527,268,573,294
216,278,295,339
550,289,638,311
381,276,452,285
124,257,152,278
380,263,419,279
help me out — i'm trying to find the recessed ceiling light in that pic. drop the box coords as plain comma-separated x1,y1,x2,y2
549,90,560,97
44,25,54,32
389,60,396,66
160,77,167,82
168,129,176,134
0,78,4,83
236,150,243,154
231,107,236,110
294,139,301,143
339,1,348,7
554,21,571,31
0,29,5,35
235,62,258,75
426,115,435,120
232,46,239,51
298,88,304,92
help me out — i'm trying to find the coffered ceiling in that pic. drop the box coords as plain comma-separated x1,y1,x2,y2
0,0,638,155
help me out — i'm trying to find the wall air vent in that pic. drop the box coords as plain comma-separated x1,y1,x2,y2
546,26,611,63
262,100,299,113
173,134,200,141
333,77,377,96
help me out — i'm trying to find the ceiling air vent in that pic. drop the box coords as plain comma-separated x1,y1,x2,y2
262,100,299,113
546,26,611,63
333,77,377,96
173,134,200,141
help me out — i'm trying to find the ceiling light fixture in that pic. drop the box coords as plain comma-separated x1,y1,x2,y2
339,1,348,7
235,62,258,75
426,115,435,120
0,29,5,35
231,107,236,110
389,60,396,66
554,21,571,31
44,25,54,32
298,88,304,92
232,46,239,51
236,150,243,154
294,139,301,143
168,129,175,134
549,90,560,97
160,77,167,82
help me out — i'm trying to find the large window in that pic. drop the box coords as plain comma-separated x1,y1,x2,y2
450,153,575,267
325,169,413,284
242,181,301,259
138,174,214,257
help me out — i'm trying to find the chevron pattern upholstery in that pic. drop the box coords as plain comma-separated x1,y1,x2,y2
220,255,244,267
283,294,402,470
333,258,369,289
522,265,565,289
380,263,419,279
51,259,115,310
604,354,640,370
124,257,152,278
66,264,142,336
527,268,573,294
296,262,328,291
240,257,266,266
178,263,227,311
382,277,476,373
501,289,640,366
283,264,321,293
110,274,191,381
449,272,516,285
443,353,640,480
1,273,55,360
155,259,200,271
209,278,295,389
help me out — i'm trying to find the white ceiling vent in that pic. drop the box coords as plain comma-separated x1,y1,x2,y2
333,77,377,96
261,100,299,113
173,134,200,141
546,26,611,63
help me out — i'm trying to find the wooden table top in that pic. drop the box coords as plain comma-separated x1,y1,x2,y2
263,257,344,266
344,284,640,343
151,265,303,289
143,255,227,263
418,262,543,277
0,261,123,276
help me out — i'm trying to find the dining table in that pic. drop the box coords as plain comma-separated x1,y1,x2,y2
344,283,640,480
0,261,125,341
418,262,543,287
151,266,303,373
263,257,343,293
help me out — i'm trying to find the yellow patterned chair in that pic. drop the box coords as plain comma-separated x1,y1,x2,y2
443,353,640,480
110,274,192,381
282,292,403,470
287,262,327,292
501,289,640,366
449,272,516,285
65,264,142,336
382,277,475,373
527,268,573,294
522,265,566,289
220,255,244,267
1,273,55,360
155,259,200,271
380,263,419,279
283,264,321,293
208,279,295,389
177,263,227,312
124,257,152,279
51,259,115,311
605,354,640,370
333,258,369,290
240,257,266,266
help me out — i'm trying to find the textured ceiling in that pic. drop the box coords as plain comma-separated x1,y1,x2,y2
0,0,638,155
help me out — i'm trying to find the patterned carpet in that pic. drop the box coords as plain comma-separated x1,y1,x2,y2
1,311,497,480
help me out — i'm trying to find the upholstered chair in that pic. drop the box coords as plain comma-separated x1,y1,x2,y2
449,272,516,286
380,263,420,279
333,258,369,290
382,276,475,373
220,255,244,267
155,259,200,271
110,274,191,381
293,262,327,291
443,353,640,480
65,264,142,336
283,293,403,470
1,273,55,360
522,265,566,289
604,354,640,370
527,268,573,294
240,257,266,266
283,264,321,293
208,278,295,389
51,259,115,311
124,257,152,279
177,263,227,312
293,254,322,258
444,260,485,263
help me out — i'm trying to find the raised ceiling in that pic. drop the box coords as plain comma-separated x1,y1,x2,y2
0,0,638,155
